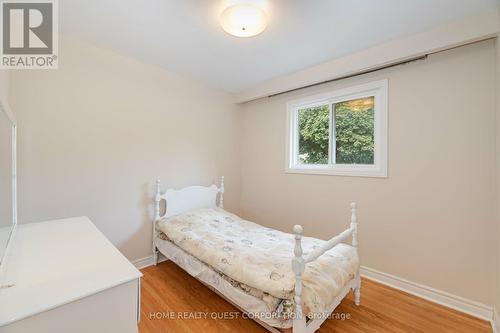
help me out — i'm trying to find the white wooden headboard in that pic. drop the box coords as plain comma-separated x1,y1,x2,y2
154,177,224,221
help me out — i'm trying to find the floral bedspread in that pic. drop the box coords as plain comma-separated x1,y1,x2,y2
156,208,359,316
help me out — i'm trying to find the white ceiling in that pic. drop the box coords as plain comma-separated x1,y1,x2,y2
60,0,498,93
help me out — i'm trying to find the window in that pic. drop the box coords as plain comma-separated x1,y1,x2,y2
286,80,387,177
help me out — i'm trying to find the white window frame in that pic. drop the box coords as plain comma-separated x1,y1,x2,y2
286,79,388,178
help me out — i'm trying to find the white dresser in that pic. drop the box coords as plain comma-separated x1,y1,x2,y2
0,217,142,333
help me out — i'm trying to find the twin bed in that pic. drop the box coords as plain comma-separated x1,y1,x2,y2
152,177,360,333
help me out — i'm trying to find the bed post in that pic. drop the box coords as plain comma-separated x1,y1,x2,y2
152,179,161,266
292,225,307,333
218,176,224,209
350,202,361,306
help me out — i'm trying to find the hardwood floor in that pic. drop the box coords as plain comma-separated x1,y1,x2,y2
139,261,491,333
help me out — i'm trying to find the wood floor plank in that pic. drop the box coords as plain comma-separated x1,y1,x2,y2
139,261,491,333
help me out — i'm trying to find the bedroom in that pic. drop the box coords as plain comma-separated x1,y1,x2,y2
0,1,499,332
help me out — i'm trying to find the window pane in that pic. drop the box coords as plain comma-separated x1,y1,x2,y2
298,105,329,164
335,97,375,165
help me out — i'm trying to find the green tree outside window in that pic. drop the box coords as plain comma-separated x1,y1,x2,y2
297,97,374,165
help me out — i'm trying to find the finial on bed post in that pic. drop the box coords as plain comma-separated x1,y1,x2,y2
218,176,225,209
350,202,358,248
155,179,161,221
292,225,306,332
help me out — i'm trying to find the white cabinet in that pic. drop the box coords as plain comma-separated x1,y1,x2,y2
0,217,142,333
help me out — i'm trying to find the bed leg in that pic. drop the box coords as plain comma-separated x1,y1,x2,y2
354,288,361,306
353,274,361,306
153,248,158,266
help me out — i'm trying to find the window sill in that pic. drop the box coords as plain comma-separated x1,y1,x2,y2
286,165,387,178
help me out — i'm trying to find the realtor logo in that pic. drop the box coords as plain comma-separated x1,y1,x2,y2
1,0,58,69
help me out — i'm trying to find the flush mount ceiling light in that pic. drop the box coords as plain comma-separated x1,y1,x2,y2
220,4,268,38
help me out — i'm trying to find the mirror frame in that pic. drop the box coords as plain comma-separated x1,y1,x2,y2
0,99,17,274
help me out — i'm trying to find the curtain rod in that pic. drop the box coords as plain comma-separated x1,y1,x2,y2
267,37,496,98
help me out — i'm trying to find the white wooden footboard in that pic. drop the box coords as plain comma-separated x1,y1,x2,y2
292,202,360,333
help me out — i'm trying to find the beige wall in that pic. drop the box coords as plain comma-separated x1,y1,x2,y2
0,69,12,255
240,40,497,304
9,37,241,262
0,70,9,103
496,34,500,318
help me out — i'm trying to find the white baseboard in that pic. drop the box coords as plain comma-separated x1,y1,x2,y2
132,256,494,325
132,256,155,269
492,307,499,333
360,266,493,322
132,254,167,270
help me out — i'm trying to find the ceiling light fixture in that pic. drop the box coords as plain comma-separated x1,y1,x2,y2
220,4,267,38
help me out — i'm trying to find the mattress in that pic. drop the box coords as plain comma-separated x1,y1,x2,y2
155,208,359,327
